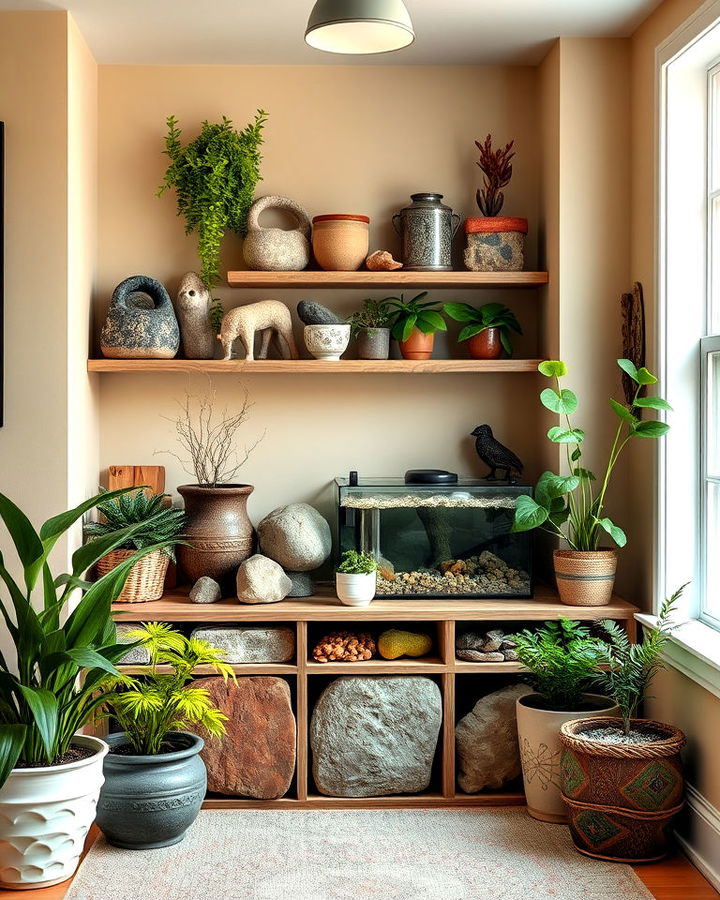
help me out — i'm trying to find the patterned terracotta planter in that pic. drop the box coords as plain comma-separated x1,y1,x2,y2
560,717,685,862
463,217,528,272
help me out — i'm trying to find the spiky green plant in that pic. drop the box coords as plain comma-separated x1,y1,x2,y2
84,489,185,561
336,550,378,575
102,623,234,756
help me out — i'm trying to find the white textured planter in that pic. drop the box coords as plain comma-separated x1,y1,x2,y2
335,572,376,606
0,735,108,890
304,324,351,360
516,694,618,823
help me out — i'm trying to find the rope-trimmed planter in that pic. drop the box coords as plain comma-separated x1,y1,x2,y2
96,548,169,603
559,716,685,862
553,550,617,607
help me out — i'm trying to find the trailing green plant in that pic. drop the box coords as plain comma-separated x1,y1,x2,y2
336,550,378,575
593,584,685,735
0,488,171,786
511,359,671,551
511,619,604,711
443,301,522,355
475,134,515,217
101,623,233,756
210,298,225,334
347,298,393,336
84,489,185,562
157,111,268,292
385,292,447,342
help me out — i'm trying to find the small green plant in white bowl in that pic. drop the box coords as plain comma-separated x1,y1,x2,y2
335,550,378,607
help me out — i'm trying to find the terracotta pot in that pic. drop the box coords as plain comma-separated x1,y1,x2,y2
463,216,528,272
516,693,618,823
560,717,685,862
177,484,255,589
312,214,369,271
467,327,502,359
553,549,617,606
399,328,435,360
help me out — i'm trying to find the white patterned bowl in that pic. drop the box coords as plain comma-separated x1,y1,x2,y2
304,324,351,361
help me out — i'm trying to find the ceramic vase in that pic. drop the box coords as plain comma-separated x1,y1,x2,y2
243,196,312,271
312,215,369,271
304,324,351,360
393,193,461,271
336,572,376,606
100,275,180,359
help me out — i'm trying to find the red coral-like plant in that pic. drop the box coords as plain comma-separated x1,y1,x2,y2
475,134,515,217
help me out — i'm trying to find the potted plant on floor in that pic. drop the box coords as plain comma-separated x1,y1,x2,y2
335,550,378,606
386,292,446,360
85,488,185,603
560,586,686,862
513,619,617,823
511,359,671,605
96,623,233,849
443,301,522,359
348,298,393,360
0,488,169,889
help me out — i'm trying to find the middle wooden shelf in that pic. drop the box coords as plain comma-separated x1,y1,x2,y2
88,358,543,374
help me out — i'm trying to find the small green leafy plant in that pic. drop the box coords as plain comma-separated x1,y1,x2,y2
593,585,685,735
157,112,268,291
512,619,603,711
385,292,447,342
336,550,378,575
347,298,393,336
443,301,522,355
512,359,671,551
102,623,234,756
84,489,185,561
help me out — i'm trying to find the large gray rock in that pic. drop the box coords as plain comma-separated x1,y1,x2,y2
257,503,331,572
116,623,150,665
190,626,295,663
189,576,222,604
456,683,532,793
311,676,442,797
296,300,342,325
236,554,292,604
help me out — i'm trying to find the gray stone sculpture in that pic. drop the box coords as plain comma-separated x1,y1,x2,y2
218,300,299,361
243,195,312,271
189,576,222,604
190,626,295,663
236,554,292,604
174,272,215,359
297,300,342,325
456,683,532,793
100,275,180,359
311,676,442,797
257,503,332,572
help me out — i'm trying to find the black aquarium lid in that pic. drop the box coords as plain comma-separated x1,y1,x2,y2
404,469,458,485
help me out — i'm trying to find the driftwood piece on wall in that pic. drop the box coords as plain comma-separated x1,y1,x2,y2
621,282,646,407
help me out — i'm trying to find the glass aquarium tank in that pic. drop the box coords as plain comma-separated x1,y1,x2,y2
335,471,533,599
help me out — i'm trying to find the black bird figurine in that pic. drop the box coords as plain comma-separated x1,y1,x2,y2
471,424,523,483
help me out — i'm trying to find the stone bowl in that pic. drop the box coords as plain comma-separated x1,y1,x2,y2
304,324,351,361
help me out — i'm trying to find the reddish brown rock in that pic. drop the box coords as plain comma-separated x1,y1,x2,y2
191,676,296,799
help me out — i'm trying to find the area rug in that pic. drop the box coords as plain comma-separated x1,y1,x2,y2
65,808,653,900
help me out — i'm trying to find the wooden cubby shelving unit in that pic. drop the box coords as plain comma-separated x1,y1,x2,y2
114,584,638,810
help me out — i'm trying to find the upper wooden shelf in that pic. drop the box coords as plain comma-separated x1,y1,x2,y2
88,358,542,374
227,270,549,289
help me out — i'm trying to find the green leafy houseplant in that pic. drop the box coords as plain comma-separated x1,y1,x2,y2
385,292,447,342
336,550,378,575
157,111,268,291
443,301,522,355
101,623,233,755
512,359,671,551
84,489,185,562
0,489,170,785
347,298,393,336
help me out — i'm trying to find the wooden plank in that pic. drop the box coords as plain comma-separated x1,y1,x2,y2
226,270,549,289
441,670,456,799
437,620,454,666
296,622,308,802
306,657,447,674
201,792,526,810
117,663,298,676
454,661,526,674
107,465,165,495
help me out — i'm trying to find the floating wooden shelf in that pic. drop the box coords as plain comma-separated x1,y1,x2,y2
88,358,543,374
227,270,549,289
117,662,297,676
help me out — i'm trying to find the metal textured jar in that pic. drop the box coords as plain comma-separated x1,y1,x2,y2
392,192,461,271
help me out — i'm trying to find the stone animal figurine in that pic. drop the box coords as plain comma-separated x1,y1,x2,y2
174,272,215,360
100,275,179,359
218,300,299,361
243,196,312,271
471,424,523,483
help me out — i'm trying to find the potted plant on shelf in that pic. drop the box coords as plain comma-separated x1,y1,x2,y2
511,359,671,606
386,292,446,360
0,488,168,890
96,623,233,850
513,619,617,823
560,586,687,862
464,134,528,272
348,298,393,360
444,301,522,359
85,488,185,603
335,550,378,606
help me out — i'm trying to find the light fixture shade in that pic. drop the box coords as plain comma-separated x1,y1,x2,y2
305,0,415,55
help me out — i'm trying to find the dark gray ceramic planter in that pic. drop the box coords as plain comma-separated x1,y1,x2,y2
356,327,390,360
97,731,206,850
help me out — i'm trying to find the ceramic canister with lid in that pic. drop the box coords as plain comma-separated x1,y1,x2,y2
392,192,461,271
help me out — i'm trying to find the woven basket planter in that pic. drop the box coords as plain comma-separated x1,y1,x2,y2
560,717,685,862
96,548,169,603
553,549,617,606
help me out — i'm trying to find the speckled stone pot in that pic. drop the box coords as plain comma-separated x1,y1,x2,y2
96,732,206,850
243,196,312,271
100,275,180,358
464,217,528,272
393,193,461,271
356,327,390,360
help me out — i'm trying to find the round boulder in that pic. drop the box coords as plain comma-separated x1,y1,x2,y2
236,554,292,604
257,503,331,572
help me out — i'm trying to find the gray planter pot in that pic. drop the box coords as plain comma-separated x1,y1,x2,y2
97,731,206,850
356,327,390,360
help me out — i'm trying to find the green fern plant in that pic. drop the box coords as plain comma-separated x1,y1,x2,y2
84,489,185,561
101,623,234,755
336,550,378,575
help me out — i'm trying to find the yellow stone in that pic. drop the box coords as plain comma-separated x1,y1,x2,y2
378,629,433,660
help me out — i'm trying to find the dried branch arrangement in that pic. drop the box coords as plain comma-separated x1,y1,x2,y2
475,134,515,217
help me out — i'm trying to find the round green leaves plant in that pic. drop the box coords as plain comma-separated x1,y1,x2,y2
443,301,522,355
385,292,447,342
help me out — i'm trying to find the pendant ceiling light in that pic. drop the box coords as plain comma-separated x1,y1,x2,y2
305,0,415,55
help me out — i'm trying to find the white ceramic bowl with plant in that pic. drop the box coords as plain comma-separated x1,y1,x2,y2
304,324,351,361
335,550,378,606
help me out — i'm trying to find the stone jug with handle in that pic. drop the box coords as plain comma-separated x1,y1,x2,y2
392,192,461,271
243,195,312,271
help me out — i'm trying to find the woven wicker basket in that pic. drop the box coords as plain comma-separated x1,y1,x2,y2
96,548,169,603
553,550,617,606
